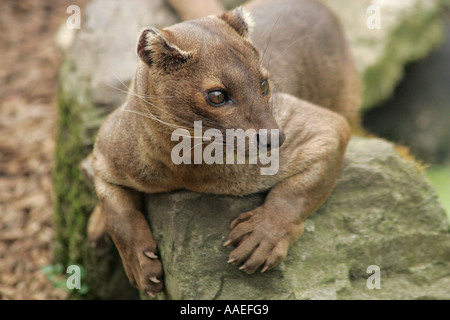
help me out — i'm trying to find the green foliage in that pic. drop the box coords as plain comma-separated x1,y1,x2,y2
52,77,101,298
52,87,96,265
362,8,444,110
41,263,89,298
53,64,138,299
426,164,450,224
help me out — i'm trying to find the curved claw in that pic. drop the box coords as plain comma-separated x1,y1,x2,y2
223,240,232,247
231,211,254,229
144,251,158,259
150,276,160,284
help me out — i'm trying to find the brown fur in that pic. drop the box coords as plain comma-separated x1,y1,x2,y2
166,0,225,21
91,0,359,295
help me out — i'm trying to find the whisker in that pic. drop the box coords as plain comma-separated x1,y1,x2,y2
268,77,283,113
271,35,311,63
109,72,194,128
123,109,190,133
261,8,287,68
110,72,229,133
110,76,220,131
162,97,229,131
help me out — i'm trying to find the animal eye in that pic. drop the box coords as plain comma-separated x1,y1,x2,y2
261,80,269,96
207,90,228,106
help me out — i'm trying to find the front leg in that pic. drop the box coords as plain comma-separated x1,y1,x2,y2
95,178,163,296
225,94,351,273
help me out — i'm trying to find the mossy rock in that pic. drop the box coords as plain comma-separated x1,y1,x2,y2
53,0,179,299
143,137,450,300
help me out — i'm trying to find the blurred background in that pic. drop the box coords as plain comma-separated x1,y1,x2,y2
0,0,448,299
363,9,450,221
0,0,90,299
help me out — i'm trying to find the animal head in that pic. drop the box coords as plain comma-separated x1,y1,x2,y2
136,8,285,149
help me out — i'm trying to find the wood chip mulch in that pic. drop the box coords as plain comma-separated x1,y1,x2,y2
0,0,89,300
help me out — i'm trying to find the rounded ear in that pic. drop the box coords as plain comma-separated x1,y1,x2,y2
219,7,254,39
137,27,193,71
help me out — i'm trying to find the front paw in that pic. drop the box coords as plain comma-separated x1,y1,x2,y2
224,206,304,274
120,244,164,297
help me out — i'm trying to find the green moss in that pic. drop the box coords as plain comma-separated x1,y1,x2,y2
426,165,450,224
362,8,444,109
52,84,96,295
53,59,139,299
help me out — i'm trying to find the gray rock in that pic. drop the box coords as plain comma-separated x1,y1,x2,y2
146,137,450,300
320,0,444,110
54,0,179,299
59,0,178,145
364,11,450,164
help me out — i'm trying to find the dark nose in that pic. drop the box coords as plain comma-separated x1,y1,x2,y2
254,129,286,150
